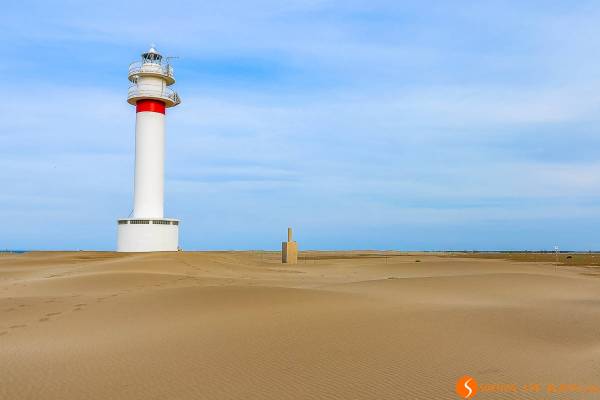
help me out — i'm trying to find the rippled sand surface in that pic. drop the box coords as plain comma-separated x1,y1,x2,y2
1,251,599,399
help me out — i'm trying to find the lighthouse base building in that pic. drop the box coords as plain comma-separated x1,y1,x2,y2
117,218,179,252
117,47,181,252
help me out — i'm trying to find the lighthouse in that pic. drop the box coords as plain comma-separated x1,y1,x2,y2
117,47,181,252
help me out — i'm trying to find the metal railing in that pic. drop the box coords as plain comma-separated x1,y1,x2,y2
128,85,181,105
128,61,174,80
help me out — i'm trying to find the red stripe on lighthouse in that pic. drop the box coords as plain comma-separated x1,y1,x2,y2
136,99,166,114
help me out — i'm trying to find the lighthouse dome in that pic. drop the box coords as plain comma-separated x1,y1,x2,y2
141,46,163,63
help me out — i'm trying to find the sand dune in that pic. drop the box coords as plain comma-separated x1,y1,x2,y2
1,251,599,399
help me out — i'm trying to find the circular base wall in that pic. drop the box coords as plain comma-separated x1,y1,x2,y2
117,218,179,252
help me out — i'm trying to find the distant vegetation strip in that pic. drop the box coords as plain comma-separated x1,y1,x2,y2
448,252,600,266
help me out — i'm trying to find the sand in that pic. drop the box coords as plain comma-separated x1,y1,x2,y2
1,251,599,399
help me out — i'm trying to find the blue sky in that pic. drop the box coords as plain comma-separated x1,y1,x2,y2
2,0,600,250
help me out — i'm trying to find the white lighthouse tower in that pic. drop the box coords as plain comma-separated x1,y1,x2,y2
117,47,181,252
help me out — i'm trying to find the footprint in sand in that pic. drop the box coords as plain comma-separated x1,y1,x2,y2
39,317,49,322
75,303,87,307
46,312,61,317
9,324,26,329
0,331,7,336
